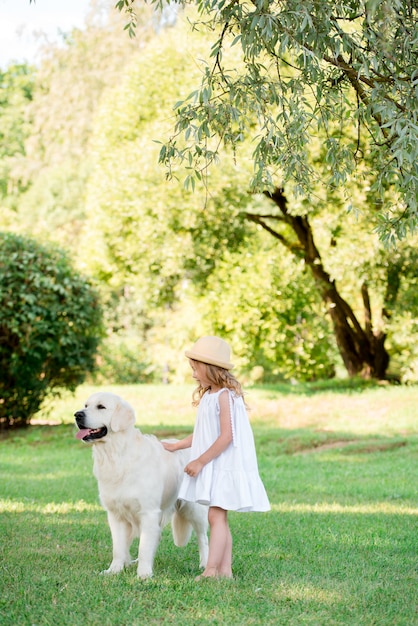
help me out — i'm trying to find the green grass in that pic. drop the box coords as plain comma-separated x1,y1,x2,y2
1,383,417,625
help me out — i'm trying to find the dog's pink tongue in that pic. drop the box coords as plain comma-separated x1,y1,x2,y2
76,429,91,440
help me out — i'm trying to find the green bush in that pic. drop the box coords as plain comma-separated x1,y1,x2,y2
0,233,104,428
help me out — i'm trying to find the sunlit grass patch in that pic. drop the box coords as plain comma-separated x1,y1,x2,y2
0,499,102,515
271,501,418,515
273,581,344,605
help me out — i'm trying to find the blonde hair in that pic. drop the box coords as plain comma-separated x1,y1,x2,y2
190,359,246,407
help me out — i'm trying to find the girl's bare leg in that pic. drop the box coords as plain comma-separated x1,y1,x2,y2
197,506,232,579
217,525,232,578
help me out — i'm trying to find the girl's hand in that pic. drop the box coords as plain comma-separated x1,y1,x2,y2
162,441,178,452
161,433,193,452
184,459,204,477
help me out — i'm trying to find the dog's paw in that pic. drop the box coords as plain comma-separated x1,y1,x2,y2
100,568,118,575
100,560,126,575
136,566,153,579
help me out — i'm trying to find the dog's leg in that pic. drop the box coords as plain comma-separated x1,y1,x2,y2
101,511,133,575
136,512,162,579
191,508,209,569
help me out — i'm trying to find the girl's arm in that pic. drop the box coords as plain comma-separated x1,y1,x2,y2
162,433,193,452
185,391,233,477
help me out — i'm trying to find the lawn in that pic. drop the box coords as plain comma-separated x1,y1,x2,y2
1,382,417,625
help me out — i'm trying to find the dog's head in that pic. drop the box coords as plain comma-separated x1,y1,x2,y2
74,392,136,443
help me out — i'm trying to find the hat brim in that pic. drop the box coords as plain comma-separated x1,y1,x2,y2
185,350,234,370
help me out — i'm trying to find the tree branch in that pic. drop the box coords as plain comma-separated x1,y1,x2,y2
361,282,373,338
244,211,304,257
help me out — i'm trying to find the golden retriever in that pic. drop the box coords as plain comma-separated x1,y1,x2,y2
74,391,208,578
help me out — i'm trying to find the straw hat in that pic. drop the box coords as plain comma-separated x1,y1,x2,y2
185,336,234,370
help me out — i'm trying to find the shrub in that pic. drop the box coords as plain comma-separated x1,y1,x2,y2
0,233,104,428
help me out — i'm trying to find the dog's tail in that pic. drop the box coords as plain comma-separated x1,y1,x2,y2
172,500,194,547
172,499,209,569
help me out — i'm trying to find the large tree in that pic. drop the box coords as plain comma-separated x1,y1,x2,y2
83,14,417,381
248,188,388,378
120,0,417,241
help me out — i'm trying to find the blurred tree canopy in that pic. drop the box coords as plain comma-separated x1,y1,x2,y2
0,63,35,216
5,1,147,247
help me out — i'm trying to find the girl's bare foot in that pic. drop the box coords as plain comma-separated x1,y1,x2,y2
195,567,218,581
195,571,233,581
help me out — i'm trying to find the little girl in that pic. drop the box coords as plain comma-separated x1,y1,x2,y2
163,336,270,580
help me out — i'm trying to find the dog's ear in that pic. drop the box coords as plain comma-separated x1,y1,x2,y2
110,399,136,432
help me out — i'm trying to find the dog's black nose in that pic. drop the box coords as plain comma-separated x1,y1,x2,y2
74,410,85,420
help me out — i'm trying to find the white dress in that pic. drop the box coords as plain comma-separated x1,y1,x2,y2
178,388,270,512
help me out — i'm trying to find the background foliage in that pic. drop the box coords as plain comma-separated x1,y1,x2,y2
0,0,417,401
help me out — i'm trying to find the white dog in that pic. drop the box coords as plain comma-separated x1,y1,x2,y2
74,391,208,578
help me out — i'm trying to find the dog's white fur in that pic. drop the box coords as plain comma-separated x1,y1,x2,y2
74,391,208,578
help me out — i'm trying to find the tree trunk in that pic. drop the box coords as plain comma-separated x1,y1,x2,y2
246,188,391,379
